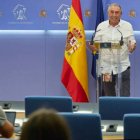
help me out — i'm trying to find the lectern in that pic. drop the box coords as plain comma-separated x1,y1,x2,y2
95,41,122,100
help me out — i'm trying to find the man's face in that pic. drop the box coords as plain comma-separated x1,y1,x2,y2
108,6,122,26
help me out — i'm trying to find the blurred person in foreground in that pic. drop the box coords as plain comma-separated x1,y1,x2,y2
20,108,71,140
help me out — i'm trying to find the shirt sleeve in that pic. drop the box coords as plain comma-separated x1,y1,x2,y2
0,106,6,127
126,23,136,45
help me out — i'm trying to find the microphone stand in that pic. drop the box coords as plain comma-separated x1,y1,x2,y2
90,30,103,102
116,29,123,96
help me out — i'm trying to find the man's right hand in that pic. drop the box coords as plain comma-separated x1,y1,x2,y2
88,42,99,53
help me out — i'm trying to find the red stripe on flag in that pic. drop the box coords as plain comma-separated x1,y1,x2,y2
72,0,83,22
61,58,88,102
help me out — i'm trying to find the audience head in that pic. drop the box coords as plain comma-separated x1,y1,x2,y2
20,108,71,140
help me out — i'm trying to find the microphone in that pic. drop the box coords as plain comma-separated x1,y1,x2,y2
90,34,94,45
117,29,124,46
90,29,101,45
90,29,101,54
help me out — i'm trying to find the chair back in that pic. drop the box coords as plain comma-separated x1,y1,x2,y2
124,114,140,139
99,97,140,120
25,96,73,117
60,113,102,140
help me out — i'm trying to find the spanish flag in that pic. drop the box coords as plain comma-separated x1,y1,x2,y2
61,0,89,102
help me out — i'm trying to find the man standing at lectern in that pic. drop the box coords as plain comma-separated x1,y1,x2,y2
89,3,136,96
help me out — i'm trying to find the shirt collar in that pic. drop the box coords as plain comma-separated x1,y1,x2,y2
108,19,122,28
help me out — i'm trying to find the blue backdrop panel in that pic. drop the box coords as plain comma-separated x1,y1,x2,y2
0,0,97,30
0,31,46,100
44,0,71,30
0,0,46,30
0,0,140,102
0,0,140,30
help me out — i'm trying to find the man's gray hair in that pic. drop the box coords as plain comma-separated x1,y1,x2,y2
108,3,122,14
